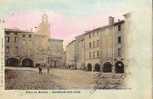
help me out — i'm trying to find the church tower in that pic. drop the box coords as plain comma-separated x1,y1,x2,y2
37,14,50,38
35,14,50,56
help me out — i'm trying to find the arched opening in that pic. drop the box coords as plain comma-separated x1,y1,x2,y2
95,63,100,72
87,63,92,71
103,62,112,72
6,58,18,66
22,58,33,67
115,61,124,73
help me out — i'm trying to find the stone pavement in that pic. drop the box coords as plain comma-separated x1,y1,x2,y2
5,67,97,90
5,66,125,90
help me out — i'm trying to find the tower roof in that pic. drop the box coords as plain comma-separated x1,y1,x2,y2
42,13,48,23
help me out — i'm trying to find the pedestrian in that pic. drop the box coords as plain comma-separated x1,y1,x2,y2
38,64,43,74
47,64,50,74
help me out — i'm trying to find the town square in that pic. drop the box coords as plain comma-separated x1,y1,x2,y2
3,12,129,89
0,0,152,99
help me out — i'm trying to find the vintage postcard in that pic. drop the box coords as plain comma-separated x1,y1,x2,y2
0,0,152,99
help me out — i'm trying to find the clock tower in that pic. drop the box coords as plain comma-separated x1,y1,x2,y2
37,14,50,38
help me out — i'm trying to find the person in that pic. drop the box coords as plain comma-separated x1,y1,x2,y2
38,64,43,74
47,64,50,74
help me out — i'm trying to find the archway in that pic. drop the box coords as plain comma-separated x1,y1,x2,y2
6,58,18,66
22,58,33,67
103,62,112,72
87,63,92,71
95,63,100,72
115,61,124,73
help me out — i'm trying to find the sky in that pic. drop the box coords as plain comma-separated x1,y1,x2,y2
0,0,150,47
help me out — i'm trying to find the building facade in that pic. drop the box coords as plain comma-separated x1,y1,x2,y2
66,15,128,74
48,38,64,68
5,14,64,67
65,40,78,69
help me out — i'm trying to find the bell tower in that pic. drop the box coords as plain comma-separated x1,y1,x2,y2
37,14,50,37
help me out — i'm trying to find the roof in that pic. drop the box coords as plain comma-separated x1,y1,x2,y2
66,40,76,47
76,20,125,37
5,28,33,33
48,38,63,42
114,20,124,25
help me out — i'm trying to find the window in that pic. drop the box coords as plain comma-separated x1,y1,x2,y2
97,40,99,47
6,46,9,49
89,33,91,38
6,37,10,42
6,46,9,53
14,37,17,42
14,33,18,35
29,34,31,38
118,25,121,31
97,51,99,57
89,52,91,59
16,46,18,51
23,34,25,37
89,42,92,48
118,48,121,57
118,36,121,44
6,32,10,35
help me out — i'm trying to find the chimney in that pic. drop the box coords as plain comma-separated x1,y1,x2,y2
123,13,131,19
108,16,114,25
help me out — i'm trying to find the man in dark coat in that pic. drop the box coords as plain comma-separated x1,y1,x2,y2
38,64,43,74
47,64,50,74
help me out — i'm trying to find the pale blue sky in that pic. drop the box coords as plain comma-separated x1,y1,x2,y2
0,0,129,16
0,0,151,17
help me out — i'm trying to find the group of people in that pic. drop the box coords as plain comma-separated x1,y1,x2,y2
37,64,50,74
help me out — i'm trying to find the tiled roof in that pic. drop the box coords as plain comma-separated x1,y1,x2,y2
5,28,33,33
76,20,124,37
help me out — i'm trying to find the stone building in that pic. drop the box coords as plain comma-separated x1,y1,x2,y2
65,40,78,69
48,38,64,68
66,15,128,73
5,14,64,67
